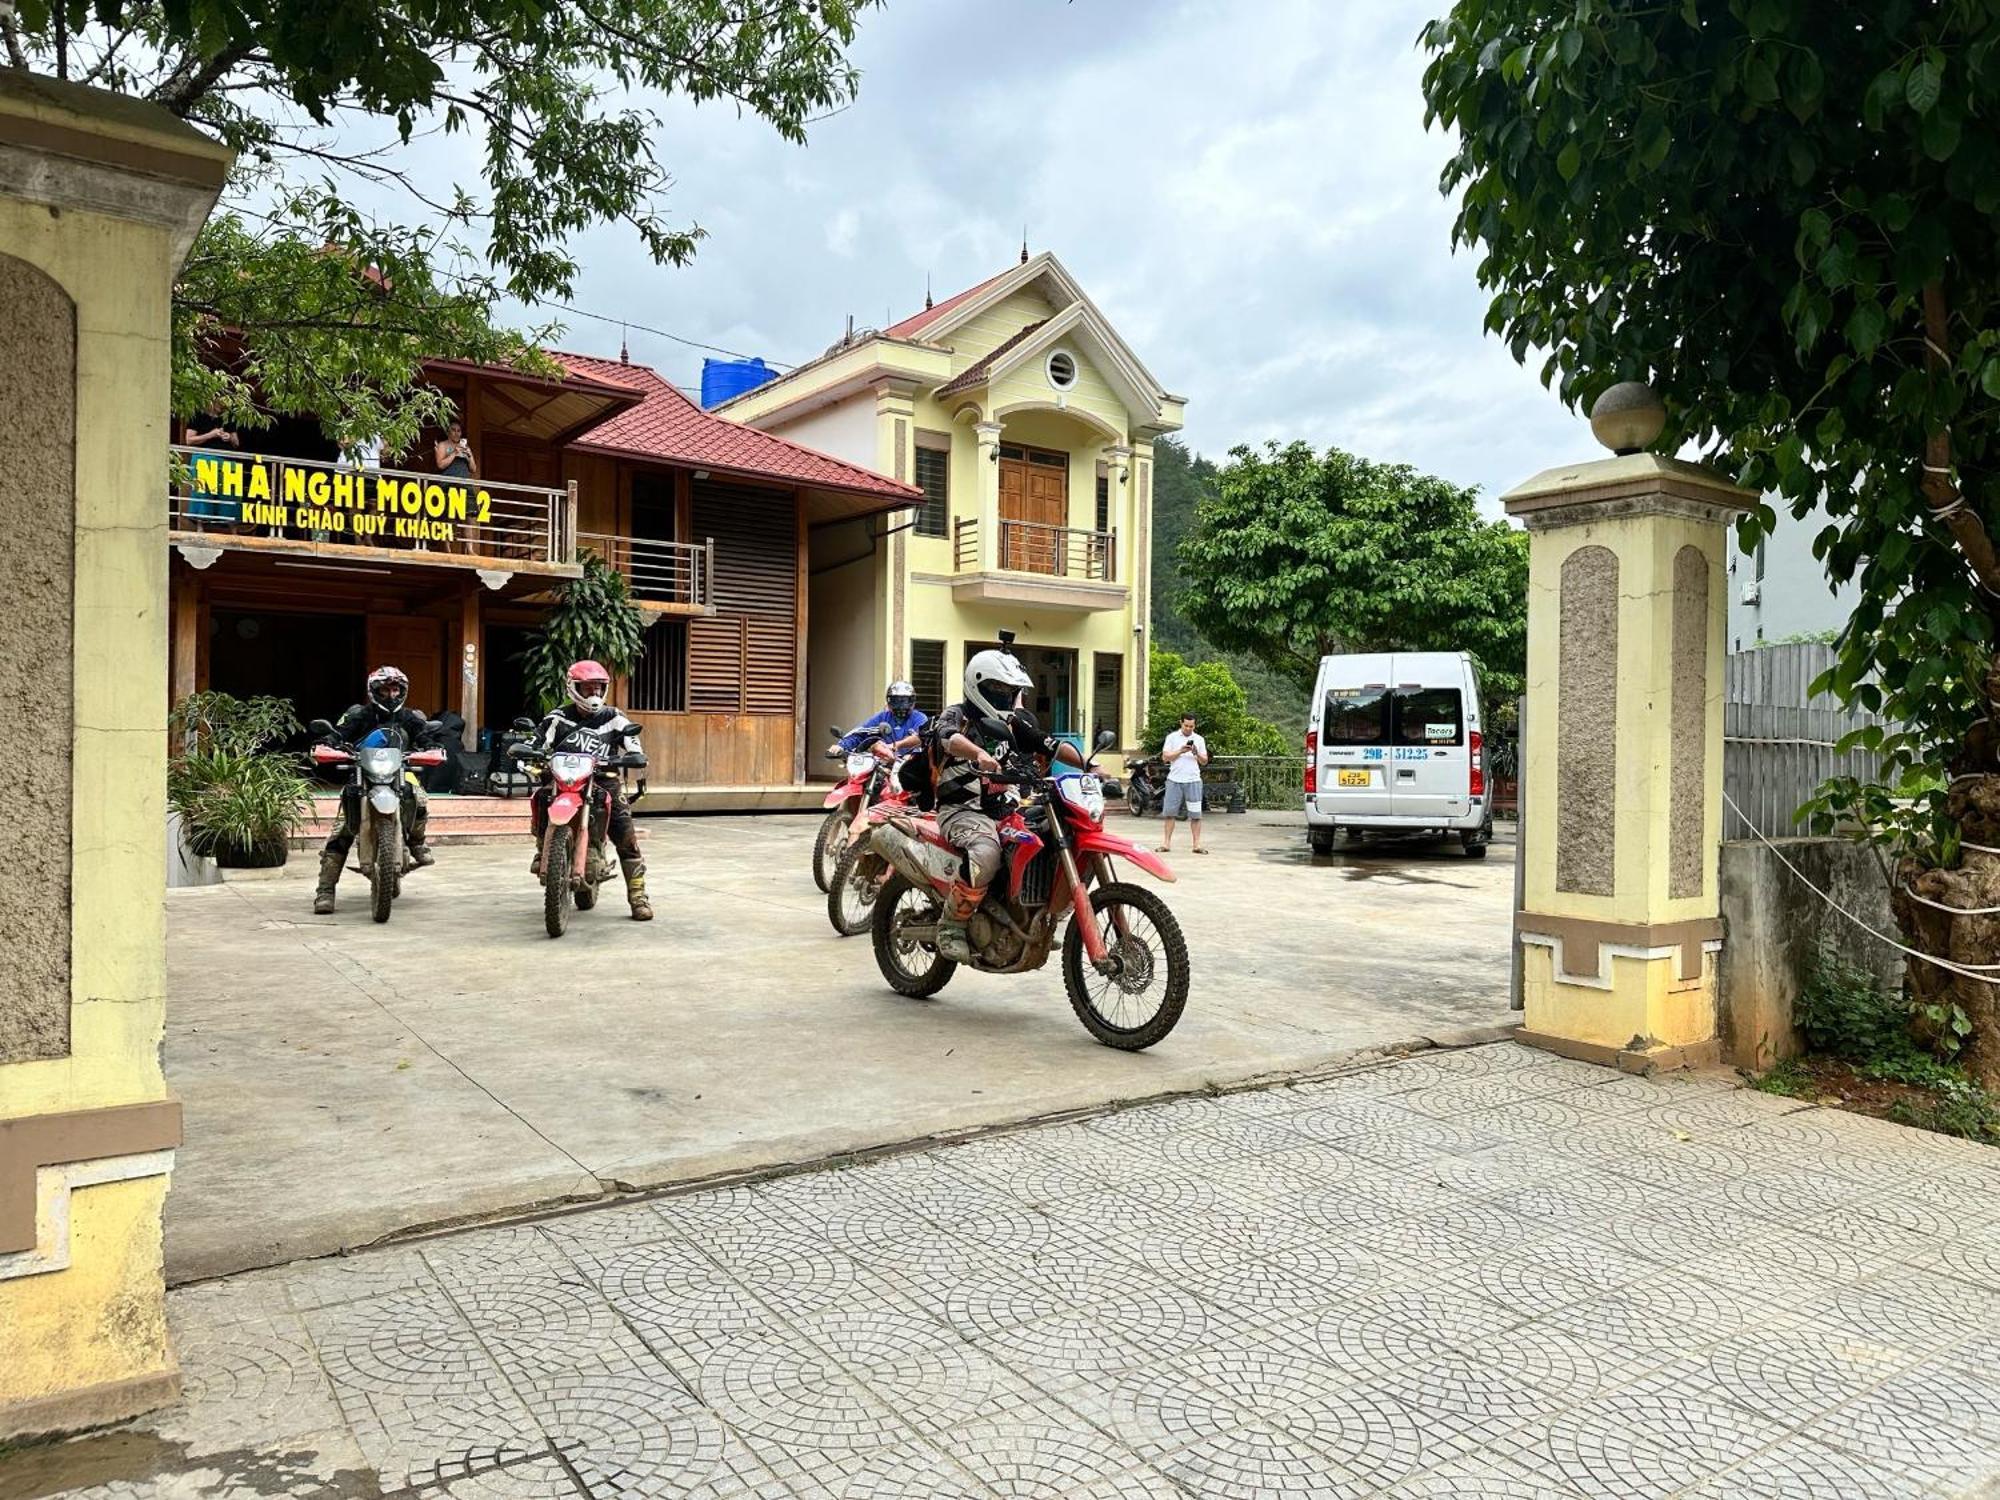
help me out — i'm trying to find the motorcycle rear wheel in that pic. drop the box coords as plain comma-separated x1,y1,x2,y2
544,824,573,938
827,842,882,936
871,874,956,997
1062,882,1189,1051
812,807,848,892
370,813,398,924
1126,785,1150,818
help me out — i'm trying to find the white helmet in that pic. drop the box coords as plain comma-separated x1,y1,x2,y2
964,649,1033,722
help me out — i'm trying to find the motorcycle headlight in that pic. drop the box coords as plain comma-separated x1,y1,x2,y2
549,752,598,782
1059,775,1106,821
847,752,876,776
356,748,403,779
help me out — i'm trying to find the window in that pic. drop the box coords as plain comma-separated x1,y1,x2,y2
631,617,687,712
909,639,947,715
1321,687,1389,744
1392,687,1463,746
1095,472,1110,534
913,441,950,538
1045,349,1077,390
1092,653,1122,743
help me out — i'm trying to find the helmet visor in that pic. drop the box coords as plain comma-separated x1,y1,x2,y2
370,680,406,708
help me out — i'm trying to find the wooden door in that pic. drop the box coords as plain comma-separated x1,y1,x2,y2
366,615,445,716
998,451,1067,574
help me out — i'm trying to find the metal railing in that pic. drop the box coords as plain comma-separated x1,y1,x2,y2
952,517,1117,581
578,532,714,611
167,446,574,567
1723,641,1887,841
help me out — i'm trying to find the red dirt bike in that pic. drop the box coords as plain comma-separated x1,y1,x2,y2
867,725,1190,1050
813,724,907,894
509,724,647,939
308,723,446,925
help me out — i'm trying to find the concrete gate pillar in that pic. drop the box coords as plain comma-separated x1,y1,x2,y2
1504,385,1754,1072
0,74,229,1439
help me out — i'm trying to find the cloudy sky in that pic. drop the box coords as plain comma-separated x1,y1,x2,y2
476,0,1599,506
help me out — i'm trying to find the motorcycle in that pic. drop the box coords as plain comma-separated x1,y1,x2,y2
867,724,1191,1051
825,733,914,937
509,717,647,939
1123,754,1165,818
308,720,446,924
814,724,906,894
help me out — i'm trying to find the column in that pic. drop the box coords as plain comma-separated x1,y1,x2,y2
973,419,1004,573
1505,383,1752,1073
0,74,231,1439
1129,440,1154,752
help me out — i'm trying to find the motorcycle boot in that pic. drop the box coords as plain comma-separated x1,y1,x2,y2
934,882,982,963
408,803,435,867
622,855,653,921
312,849,344,914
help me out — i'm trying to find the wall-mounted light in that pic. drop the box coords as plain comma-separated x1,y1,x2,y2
989,449,999,464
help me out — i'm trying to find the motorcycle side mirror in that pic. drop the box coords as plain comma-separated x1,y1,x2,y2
1094,728,1118,751
979,716,1013,740
828,724,843,739
512,716,535,732
308,718,334,739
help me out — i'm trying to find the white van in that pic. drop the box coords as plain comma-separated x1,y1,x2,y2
1303,651,1492,858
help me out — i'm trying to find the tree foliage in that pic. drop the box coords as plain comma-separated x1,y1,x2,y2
1420,0,2000,852
1175,441,1528,699
521,552,645,713
5,0,876,441
1145,648,1290,758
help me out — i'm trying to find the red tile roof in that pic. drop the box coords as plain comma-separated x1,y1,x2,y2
881,265,1015,341
554,352,918,502
934,319,1047,399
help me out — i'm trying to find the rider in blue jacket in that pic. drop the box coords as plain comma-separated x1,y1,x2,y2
827,680,928,758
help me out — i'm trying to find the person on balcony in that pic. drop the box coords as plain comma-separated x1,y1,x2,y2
312,666,440,914
434,417,477,479
183,414,242,523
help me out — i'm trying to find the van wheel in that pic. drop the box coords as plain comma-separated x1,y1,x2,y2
1308,829,1334,856
1461,830,1490,859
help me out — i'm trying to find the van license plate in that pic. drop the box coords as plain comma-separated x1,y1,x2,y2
1336,769,1370,787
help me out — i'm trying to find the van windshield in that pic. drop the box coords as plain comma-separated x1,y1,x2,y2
1321,687,1388,744
1393,687,1463,746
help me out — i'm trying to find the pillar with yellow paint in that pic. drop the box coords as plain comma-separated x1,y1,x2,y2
1505,384,1754,1072
0,74,229,1440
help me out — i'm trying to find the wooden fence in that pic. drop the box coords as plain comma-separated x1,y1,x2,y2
1723,641,1885,841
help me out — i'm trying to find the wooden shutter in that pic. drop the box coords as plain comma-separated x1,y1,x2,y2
913,445,949,538
1093,652,1123,742
689,480,797,715
910,639,946,715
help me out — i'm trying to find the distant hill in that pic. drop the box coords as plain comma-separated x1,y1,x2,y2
1150,437,1305,736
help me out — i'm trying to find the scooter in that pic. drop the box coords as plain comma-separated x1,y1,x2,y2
308,722,445,924
510,720,647,938
814,724,905,894
868,723,1191,1051
1123,754,1165,817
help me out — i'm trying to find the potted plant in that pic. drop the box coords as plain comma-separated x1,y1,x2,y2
519,550,645,711
168,691,316,868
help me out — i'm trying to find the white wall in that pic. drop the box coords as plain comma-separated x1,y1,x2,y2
1727,505,1860,652
808,519,883,762
771,396,879,470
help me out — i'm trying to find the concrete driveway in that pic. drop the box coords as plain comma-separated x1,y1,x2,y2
163,811,1516,1280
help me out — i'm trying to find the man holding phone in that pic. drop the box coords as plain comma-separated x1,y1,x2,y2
1157,712,1209,855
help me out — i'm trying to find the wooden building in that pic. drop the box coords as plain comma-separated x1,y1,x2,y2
167,351,919,804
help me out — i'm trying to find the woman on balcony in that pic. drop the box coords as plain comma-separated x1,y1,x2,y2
434,417,478,480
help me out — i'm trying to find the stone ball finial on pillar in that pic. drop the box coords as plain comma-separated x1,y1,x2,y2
1589,381,1667,455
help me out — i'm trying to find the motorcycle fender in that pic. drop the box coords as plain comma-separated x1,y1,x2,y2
548,790,584,825
367,786,401,816
824,780,862,809
1073,828,1177,883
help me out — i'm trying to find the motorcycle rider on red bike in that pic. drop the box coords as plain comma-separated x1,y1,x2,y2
825,680,928,762
527,659,652,921
312,665,439,914
928,649,1084,962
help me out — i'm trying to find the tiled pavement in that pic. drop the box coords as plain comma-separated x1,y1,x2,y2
38,1042,2000,1498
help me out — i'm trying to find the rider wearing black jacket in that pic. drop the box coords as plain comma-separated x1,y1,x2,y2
527,660,651,920
312,665,439,914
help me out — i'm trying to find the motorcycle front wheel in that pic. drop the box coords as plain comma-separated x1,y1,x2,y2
827,842,882,936
544,824,573,938
1062,882,1190,1051
871,874,956,997
371,812,398,924
812,807,849,892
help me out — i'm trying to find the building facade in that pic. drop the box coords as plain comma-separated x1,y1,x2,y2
1726,506,1860,653
718,252,1186,753
168,351,918,802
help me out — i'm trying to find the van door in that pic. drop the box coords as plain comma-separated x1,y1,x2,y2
1315,661,1395,819
1388,671,1468,824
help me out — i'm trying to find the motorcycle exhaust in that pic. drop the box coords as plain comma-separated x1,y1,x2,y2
870,819,961,889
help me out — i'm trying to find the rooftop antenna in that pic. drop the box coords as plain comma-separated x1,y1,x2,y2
845,313,854,346
924,272,933,312
1020,227,1029,265
619,325,629,364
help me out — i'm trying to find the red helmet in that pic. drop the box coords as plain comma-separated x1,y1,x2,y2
366,665,409,712
566,659,610,713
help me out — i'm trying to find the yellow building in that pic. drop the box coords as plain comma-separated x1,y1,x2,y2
719,252,1186,752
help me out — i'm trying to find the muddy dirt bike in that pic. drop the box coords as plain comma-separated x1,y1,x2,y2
308,722,446,925
509,725,647,939
867,724,1190,1050
814,724,906,894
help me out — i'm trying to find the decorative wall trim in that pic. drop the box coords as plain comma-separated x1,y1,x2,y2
1556,545,1618,895
0,1150,174,1280
0,1368,183,1445
1669,545,1709,898
0,1099,182,1254
1515,911,1725,985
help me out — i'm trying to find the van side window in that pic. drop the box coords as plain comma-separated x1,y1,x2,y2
1322,688,1388,743
1393,688,1463,746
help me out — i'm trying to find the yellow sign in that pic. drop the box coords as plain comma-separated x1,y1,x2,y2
188,455,497,544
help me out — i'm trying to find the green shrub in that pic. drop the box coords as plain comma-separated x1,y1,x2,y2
1795,943,1919,1063
168,691,314,860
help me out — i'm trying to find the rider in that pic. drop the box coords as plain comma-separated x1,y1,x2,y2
527,659,652,921
312,665,438,915
826,680,927,762
926,649,1039,963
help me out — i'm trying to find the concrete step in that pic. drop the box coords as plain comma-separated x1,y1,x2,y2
293,793,532,848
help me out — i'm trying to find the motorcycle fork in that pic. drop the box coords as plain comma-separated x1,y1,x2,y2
1056,844,1108,965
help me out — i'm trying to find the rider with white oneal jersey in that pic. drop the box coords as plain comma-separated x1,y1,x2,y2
528,659,651,921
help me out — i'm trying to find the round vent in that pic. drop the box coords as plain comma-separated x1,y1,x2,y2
1045,349,1078,390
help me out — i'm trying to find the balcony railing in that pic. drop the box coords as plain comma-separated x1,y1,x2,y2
578,532,714,613
167,446,574,570
952,517,1117,581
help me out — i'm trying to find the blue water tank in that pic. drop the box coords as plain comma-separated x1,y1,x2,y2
700,357,777,409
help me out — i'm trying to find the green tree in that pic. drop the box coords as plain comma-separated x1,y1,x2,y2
1145,648,1289,758
1176,441,1528,698
1420,0,2000,1083
520,552,646,713
5,0,876,448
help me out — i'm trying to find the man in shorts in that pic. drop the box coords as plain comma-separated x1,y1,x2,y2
1157,711,1209,854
